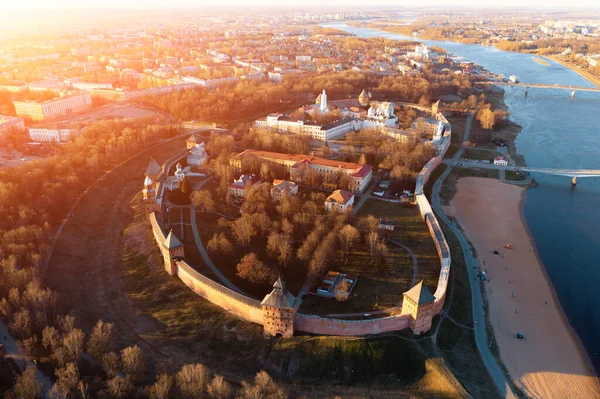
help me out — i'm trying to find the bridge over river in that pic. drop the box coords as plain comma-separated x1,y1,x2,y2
475,81,600,97
444,159,600,183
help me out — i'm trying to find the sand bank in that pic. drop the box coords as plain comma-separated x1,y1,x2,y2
445,177,600,399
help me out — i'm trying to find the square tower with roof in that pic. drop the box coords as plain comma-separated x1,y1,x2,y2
401,281,435,334
261,278,297,338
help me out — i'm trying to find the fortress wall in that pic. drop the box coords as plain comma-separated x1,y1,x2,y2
294,313,411,336
413,111,452,316
149,212,168,250
176,260,264,325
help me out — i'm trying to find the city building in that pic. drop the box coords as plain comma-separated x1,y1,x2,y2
28,123,85,142
270,179,298,201
14,92,92,121
324,190,355,212
363,101,398,129
230,150,372,192
229,174,262,198
256,113,361,141
0,115,25,133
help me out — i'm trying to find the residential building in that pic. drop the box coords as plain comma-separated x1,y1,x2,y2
14,92,92,121
0,115,25,133
28,123,85,142
324,190,355,212
270,179,298,201
230,150,372,192
229,174,262,198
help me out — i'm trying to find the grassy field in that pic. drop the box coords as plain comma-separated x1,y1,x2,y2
505,170,526,181
357,200,441,290
461,148,503,162
445,117,468,160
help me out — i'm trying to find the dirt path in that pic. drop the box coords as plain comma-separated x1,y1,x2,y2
44,137,193,367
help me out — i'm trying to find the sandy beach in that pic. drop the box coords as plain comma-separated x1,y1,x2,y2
445,177,600,399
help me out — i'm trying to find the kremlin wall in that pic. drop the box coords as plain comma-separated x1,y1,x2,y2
143,101,452,338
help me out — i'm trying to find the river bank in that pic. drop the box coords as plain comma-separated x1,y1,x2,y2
445,177,600,399
543,55,600,89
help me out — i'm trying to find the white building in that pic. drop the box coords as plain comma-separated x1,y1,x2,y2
187,142,208,166
14,92,92,121
494,156,509,166
229,174,262,198
324,190,355,212
363,101,398,129
72,81,113,92
271,180,298,201
0,115,25,133
28,123,84,142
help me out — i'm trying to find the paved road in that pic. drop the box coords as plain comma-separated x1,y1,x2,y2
1,322,53,398
387,238,419,286
431,114,516,399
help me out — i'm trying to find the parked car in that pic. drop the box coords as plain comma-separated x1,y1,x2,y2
373,190,384,197
516,332,524,339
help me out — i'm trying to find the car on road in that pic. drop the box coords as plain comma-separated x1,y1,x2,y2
516,332,524,339
373,190,385,197
363,313,372,319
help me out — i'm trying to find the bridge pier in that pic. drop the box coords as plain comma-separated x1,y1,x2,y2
572,176,577,186
571,90,576,100
524,87,528,98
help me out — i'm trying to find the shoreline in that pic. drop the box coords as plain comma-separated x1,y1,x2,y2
446,177,600,399
519,190,600,381
541,55,600,89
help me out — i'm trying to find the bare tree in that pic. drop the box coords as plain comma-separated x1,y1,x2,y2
207,375,232,399
14,367,42,399
148,373,173,399
62,328,85,364
106,375,132,399
55,362,80,398
206,233,234,256
239,371,286,399
236,254,276,284
231,215,257,247
176,363,209,399
191,190,215,212
101,351,121,378
11,308,32,340
87,320,115,358
121,345,146,381
338,225,360,265
335,280,351,302
56,314,76,334
267,232,292,268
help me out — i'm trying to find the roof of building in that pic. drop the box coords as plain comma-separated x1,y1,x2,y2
144,175,153,186
235,150,372,179
272,179,297,191
164,230,183,249
146,158,162,176
261,277,296,308
230,174,261,189
326,189,354,205
403,281,435,305
186,133,202,144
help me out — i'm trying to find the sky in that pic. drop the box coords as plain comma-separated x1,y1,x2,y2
1,0,599,9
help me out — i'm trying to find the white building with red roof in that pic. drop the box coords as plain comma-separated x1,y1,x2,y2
493,156,508,166
230,150,372,192
324,190,355,212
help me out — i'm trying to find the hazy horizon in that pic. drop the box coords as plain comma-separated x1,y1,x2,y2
2,0,600,10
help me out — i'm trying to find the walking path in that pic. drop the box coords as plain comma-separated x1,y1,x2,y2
386,238,419,286
188,178,248,296
0,322,52,398
431,113,516,398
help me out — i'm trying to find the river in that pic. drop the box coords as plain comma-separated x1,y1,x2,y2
323,22,600,370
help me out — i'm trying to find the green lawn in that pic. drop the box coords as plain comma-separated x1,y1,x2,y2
460,148,502,162
505,170,526,181
445,117,468,160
